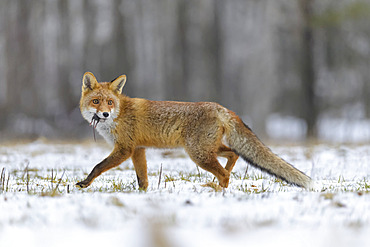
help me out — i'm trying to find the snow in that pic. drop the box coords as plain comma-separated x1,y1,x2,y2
0,141,370,247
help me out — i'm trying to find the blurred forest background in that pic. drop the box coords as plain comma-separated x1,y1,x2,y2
0,0,370,142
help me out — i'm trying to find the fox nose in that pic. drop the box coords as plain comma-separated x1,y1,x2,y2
102,112,109,118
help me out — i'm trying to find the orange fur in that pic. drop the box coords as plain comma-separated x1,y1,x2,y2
76,72,312,190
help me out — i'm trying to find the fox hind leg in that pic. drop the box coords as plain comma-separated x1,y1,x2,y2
185,147,230,188
217,145,239,172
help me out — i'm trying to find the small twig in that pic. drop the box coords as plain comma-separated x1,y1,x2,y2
21,160,30,179
51,169,54,190
6,173,10,192
1,167,5,191
26,166,30,194
196,165,201,182
243,164,249,180
53,170,65,195
157,164,163,189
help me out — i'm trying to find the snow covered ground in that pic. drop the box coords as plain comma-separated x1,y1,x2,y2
0,140,370,247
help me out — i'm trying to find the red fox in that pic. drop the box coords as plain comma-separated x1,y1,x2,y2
76,72,312,190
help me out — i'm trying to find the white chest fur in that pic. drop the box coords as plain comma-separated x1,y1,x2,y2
81,106,119,146
96,120,116,146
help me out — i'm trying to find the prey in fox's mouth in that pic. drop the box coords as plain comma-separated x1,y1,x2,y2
90,113,101,129
90,113,107,141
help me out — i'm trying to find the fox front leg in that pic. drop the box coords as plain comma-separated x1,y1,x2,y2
131,147,148,190
76,147,133,188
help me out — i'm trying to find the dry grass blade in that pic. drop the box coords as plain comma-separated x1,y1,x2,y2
1,168,11,193
21,160,30,179
51,169,54,190
0,167,5,192
53,170,65,195
6,173,10,192
243,164,249,180
26,166,30,194
41,170,66,197
196,165,201,181
158,163,163,189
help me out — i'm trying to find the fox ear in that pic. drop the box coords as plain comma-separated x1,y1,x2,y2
110,75,126,94
82,72,98,92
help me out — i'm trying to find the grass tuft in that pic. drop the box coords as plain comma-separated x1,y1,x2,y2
201,182,223,192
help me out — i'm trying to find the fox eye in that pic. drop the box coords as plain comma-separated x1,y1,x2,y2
92,99,99,104
108,100,113,105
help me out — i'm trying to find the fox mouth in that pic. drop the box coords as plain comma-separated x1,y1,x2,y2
89,113,109,141
89,113,109,127
90,113,100,128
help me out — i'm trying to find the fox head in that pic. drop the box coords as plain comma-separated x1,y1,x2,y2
80,72,126,127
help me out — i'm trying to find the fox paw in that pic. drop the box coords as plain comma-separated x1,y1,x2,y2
76,181,90,188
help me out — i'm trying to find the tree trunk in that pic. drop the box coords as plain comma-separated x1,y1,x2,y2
300,0,317,139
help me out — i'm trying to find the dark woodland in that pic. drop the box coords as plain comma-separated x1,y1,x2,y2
0,0,369,141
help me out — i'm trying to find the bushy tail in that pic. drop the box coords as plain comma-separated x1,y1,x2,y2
226,118,312,189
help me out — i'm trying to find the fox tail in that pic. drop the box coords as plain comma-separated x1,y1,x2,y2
226,116,312,189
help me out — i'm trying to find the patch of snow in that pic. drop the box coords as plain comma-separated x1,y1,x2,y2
0,142,370,247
